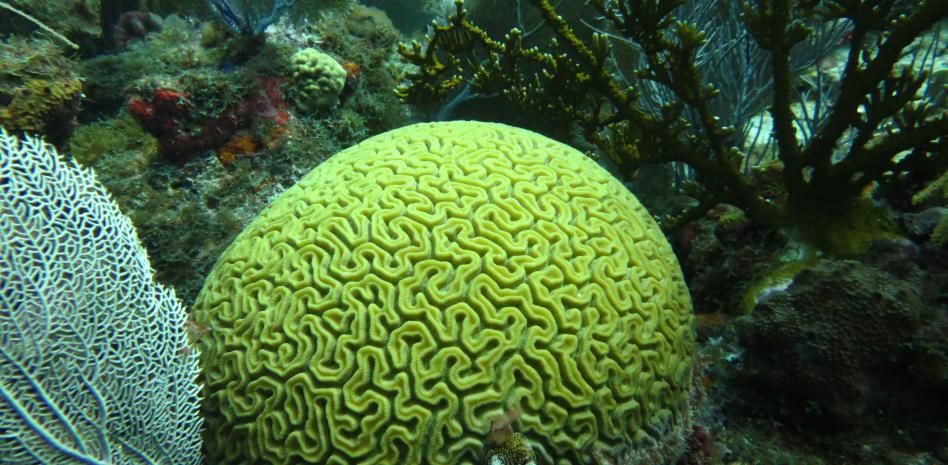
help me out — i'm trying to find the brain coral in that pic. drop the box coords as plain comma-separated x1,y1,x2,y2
289,47,347,113
193,121,695,465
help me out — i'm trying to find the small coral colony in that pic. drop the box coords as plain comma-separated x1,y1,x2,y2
1,1,946,465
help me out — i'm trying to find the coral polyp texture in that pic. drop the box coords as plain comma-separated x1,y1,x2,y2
289,47,347,113
193,121,695,465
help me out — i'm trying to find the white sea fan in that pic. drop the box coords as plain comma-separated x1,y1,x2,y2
0,129,203,465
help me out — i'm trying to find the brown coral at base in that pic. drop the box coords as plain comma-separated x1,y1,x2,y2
736,256,947,426
0,78,82,146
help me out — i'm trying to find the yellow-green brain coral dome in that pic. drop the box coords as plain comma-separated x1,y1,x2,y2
193,121,695,465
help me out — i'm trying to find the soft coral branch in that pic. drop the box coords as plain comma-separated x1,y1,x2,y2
397,0,946,252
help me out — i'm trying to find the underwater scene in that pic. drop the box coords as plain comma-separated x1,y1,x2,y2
0,0,945,464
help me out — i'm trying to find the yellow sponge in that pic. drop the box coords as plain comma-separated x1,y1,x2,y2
193,121,695,465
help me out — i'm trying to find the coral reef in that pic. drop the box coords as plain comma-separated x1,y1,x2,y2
913,170,948,209
396,0,947,256
736,252,948,428
64,6,413,304
908,172,948,246
312,6,415,133
682,242,948,465
0,36,83,145
0,0,101,46
3,2,945,465
676,425,714,465
206,0,296,35
126,76,290,161
362,0,454,32
128,87,229,158
66,112,157,165
80,14,231,114
674,205,799,315
0,77,82,146
88,15,296,162
288,47,347,113
112,10,163,49
344,4,400,47
193,121,696,465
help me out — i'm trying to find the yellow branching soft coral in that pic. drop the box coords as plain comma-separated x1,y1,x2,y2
931,217,948,246
912,171,948,208
193,121,695,465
